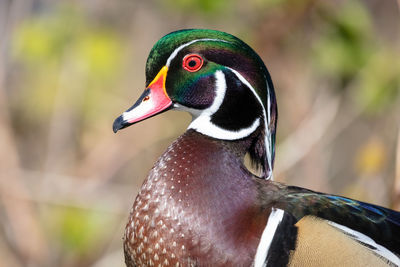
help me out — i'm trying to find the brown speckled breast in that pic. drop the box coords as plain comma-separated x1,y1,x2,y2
123,130,270,266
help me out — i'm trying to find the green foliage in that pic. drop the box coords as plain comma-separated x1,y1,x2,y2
13,5,83,64
11,4,125,123
44,206,115,256
357,51,400,113
253,0,307,9
311,0,399,113
160,0,231,16
313,0,373,80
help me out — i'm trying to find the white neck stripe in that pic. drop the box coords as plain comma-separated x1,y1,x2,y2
228,68,273,180
254,208,285,267
166,38,229,67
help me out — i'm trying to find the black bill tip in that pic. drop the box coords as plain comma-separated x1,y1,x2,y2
113,115,127,133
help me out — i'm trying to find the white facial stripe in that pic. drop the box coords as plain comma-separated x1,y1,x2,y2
181,69,226,118
186,70,261,140
266,88,271,125
254,208,285,267
166,38,229,67
200,69,226,115
328,221,400,266
228,68,267,121
228,68,273,180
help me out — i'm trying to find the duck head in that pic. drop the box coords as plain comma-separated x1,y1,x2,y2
113,29,277,179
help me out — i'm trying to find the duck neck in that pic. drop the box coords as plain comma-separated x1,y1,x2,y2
129,129,267,262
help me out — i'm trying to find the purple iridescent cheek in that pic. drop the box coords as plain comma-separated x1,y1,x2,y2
176,74,217,109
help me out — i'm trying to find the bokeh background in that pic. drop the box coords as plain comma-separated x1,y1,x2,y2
0,0,399,266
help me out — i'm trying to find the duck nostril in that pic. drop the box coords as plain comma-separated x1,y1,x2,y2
143,96,150,102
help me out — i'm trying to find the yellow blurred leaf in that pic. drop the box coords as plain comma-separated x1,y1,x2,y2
354,138,386,176
75,31,123,77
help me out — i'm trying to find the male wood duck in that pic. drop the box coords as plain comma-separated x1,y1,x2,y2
113,29,400,266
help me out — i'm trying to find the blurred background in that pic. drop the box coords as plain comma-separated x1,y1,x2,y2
0,0,399,266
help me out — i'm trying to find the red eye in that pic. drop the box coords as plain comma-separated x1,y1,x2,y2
182,54,203,72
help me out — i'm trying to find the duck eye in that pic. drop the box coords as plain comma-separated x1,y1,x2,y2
182,54,203,72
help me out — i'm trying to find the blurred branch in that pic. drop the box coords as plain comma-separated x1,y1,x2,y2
76,129,176,183
393,127,400,210
92,249,125,267
8,169,138,214
275,90,340,175
1,168,131,267
42,51,88,179
0,0,48,265
397,0,400,13
275,52,387,179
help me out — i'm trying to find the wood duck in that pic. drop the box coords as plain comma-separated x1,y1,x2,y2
113,29,400,266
